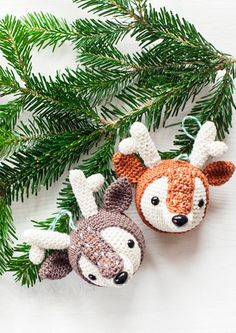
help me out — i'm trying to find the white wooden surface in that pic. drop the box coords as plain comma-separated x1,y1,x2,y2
0,1,236,332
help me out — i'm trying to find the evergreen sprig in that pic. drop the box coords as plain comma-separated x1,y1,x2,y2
0,16,32,83
0,0,235,284
0,198,15,275
23,13,131,50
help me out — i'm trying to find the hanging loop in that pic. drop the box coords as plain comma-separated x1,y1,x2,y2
49,209,76,231
182,116,202,140
174,116,202,162
174,153,190,162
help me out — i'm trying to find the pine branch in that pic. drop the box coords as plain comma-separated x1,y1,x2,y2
0,115,93,158
192,71,235,139
0,129,22,158
0,72,101,123
57,67,138,105
0,127,102,203
73,19,131,47
0,197,16,275
78,44,136,70
133,7,218,51
23,13,131,50
8,243,40,287
0,16,32,84
0,66,20,97
73,0,139,19
104,66,216,136
0,100,22,130
23,12,76,50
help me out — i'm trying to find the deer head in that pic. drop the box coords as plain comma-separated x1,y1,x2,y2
113,121,235,233
24,171,145,287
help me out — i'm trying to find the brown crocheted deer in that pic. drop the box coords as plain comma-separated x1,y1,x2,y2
24,171,145,287
113,121,235,233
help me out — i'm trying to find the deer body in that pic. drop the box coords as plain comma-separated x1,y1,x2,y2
113,122,235,233
24,173,145,287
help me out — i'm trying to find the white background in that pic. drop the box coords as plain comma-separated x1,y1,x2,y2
0,1,236,332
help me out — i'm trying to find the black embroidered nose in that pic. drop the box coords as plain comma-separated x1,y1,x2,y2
172,214,188,227
114,271,128,285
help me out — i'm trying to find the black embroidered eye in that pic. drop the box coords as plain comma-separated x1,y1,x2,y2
151,196,160,206
88,274,96,281
198,199,205,208
128,239,135,248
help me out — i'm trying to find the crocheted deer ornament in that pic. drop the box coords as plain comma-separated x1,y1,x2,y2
113,121,235,233
24,171,145,287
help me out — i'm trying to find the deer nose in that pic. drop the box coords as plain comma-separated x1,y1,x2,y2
172,214,188,227
114,271,128,285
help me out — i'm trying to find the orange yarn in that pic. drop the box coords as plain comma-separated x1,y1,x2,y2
113,153,146,183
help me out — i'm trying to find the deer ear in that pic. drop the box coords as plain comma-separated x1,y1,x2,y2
103,177,132,213
203,161,235,186
113,153,146,184
39,251,72,280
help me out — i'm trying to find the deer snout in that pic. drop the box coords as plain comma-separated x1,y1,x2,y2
172,214,188,227
112,254,134,287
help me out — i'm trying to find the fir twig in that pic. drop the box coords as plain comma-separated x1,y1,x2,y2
0,198,16,275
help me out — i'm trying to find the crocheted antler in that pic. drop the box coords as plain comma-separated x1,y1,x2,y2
119,122,161,167
69,170,104,218
23,229,70,264
189,121,228,169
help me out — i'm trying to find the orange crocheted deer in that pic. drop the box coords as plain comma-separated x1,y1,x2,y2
113,122,235,233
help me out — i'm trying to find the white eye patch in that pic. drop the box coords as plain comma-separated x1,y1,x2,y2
101,227,142,273
140,177,168,231
78,256,113,287
192,177,207,226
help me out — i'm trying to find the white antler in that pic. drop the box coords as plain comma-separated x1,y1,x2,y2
190,121,228,169
23,229,70,265
69,170,104,218
119,122,161,167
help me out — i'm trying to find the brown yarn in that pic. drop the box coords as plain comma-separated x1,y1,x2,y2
69,208,145,284
203,161,235,186
103,177,132,213
39,251,72,280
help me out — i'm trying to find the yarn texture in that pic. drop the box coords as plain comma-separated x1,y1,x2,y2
113,121,235,233
24,173,145,287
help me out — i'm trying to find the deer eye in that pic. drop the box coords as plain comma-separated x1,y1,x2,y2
127,239,135,248
88,274,97,281
151,196,160,206
198,199,205,208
